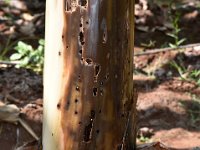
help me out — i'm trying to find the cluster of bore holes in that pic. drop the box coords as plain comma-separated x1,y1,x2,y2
57,101,70,111
74,99,79,115
79,17,84,61
92,84,104,97
84,110,96,142
78,75,82,82
74,85,80,115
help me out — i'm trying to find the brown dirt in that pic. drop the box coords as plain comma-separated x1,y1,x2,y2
135,51,200,149
0,66,43,150
135,1,200,148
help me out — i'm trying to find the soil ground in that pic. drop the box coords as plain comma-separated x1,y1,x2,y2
0,0,200,150
135,0,200,149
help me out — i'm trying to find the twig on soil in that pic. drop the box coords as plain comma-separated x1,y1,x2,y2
18,118,39,141
134,43,200,56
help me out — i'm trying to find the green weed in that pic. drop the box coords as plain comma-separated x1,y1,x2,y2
170,59,200,86
138,136,150,143
10,39,44,73
188,70,200,86
167,10,186,48
141,40,156,49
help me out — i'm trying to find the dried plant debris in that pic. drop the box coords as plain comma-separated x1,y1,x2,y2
0,103,39,140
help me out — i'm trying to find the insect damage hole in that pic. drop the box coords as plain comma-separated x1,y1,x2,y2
94,64,101,82
79,0,87,6
93,87,98,97
57,103,61,109
76,86,80,91
104,73,109,81
75,99,79,103
100,88,103,96
96,129,100,134
102,32,107,43
79,49,83,55
84,122,92,142
86,20,89,25
85,58,93,66
94,64,101,76
79,31,85,45
83,110,95,142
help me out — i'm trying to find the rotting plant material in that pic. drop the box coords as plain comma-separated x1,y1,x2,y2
43,0,137,149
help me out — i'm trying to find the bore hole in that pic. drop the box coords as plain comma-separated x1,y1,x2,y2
78,75,81,82
58,51,61,56
86,21,89,24
91,110,95,119
85,58,93,65
93,87,98,96
57,103,61,109
80,0,87,6
99,109,101,113
75,99,79,103
75,111,78,115
96,130,100,134
80,23,83,27
79,49,82,55
83,110,95,142
66,45,69,49
65,101,70,110
94,64,101,76
121,114,125,117
104,73,109,80
102,32,107,43
100,89,103,96
80,57,84,64
62,35,64,39
79,32,85,45
79,121,82,125
84,122,92,142
76,86,80,91
100,81,103,86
